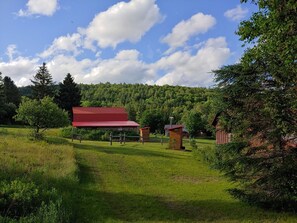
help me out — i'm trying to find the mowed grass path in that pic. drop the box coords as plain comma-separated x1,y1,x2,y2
72,139,296,223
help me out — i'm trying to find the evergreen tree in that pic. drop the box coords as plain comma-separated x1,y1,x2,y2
0,72,6,119
3,76,21,106
31,63,55,100
56,73,81,120
213,0,297,211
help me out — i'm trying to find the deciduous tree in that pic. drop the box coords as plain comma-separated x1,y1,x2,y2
15,97,69,139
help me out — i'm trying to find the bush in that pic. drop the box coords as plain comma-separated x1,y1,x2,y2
61,127,139,142
190,138,217,164
0,179,68,222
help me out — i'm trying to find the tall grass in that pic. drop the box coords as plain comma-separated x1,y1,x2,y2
0,128,78,222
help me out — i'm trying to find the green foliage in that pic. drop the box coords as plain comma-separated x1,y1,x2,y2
0,76,21,124
3,76,21,107
0,128,78,222
182,110,206,137
215,142,297,211
61,126,138,141
213,0,297,211
139,109,166,133
0,72,6,120
55,73,81,120
0,179,67,222
14,97,69,139
31,63,55,100
80,83,212,132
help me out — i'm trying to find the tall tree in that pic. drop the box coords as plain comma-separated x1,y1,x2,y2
55,73,81,120
182,110,206,137
1,76,21,124
3,76,21,106
213,0,297,211
0,72,6,119
31,63,55,100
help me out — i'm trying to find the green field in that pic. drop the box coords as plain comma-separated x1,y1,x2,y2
0,126,296,222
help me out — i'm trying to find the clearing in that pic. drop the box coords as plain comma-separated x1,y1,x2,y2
1,127,296,222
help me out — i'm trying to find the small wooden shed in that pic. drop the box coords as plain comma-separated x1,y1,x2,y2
169,125,184,150
140,127,150,142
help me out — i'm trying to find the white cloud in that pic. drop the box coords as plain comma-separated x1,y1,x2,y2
162,13,216,52
0,56,39,86
224,5,248,21
39,33,83,58
83,0,162,48
82,50,155,84
0,37,230,87
155,37,231,87
6,45,18,61
47,55,98,83
18,0,59,17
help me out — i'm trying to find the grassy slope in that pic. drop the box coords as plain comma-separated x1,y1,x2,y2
72,139,296,223
0,127,78,221
1,126,296,222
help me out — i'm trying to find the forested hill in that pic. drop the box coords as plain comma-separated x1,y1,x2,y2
19,83,217,133
81,83,211,117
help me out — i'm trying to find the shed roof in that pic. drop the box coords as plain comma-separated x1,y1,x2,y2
168,125,184,130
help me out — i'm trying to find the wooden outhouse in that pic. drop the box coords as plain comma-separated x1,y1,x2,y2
169,125,184,150
140,127,150,142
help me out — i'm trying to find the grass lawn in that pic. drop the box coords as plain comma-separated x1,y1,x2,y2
1,126,296,222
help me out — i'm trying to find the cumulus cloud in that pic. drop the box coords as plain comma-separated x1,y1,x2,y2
39,33,83,58
83,0,162,48
162,13,216,52
155,37,231,87
46,55,99,83
0,37,230,87
0,56,39,86
18,0,59,17
82,50,155,84
224,5,248,21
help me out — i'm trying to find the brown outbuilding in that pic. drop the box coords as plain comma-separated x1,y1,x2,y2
139,127,150,142
211,113,231,145
169,125,184,150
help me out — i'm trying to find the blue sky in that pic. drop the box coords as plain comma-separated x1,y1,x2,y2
0,0,257,87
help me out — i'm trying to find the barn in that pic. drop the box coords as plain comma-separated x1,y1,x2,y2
72,107,139,129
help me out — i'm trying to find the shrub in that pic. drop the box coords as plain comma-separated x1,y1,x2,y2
0,179,68,222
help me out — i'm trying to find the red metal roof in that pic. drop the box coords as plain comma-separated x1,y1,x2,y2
72,121,139,128
73,107,127,114
72,107,139,128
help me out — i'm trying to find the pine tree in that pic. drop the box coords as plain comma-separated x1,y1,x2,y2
0,72,6,118
213,0,297,211
31,63,55,100
56,73,81,120
3,76,21,106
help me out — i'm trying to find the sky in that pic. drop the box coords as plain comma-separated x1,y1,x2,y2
0,0,257,87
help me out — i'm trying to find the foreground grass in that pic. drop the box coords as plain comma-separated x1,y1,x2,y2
72,140,297,222
1,126,296,222
0,127,78,222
